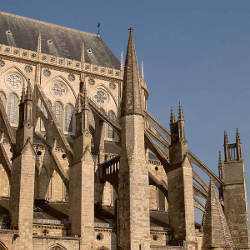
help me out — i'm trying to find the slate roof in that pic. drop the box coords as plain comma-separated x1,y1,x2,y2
0,12,120,69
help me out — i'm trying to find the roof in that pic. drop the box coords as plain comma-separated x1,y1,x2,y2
0,12,120,69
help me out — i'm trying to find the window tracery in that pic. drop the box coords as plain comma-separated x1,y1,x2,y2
5,74,22,90
94,90,107,105
7,93,19,125
51,82,67,97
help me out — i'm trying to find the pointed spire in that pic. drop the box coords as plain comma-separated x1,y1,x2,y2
178,101,184,121
203,178,233,248
170,106,175,124
120,51,124,71
141,61,144,79
81,42,85,66
121,28,142,117
37,32,42,54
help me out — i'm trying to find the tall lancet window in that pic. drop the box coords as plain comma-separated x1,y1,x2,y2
53,101,63,128
107,110,116,139
0,92,6,108
7,93,19,125
64,103,74,133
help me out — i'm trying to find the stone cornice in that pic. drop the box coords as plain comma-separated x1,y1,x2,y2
0,43,123,81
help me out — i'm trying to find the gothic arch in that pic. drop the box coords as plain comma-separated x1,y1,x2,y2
0,241,7,250
48,243,67,250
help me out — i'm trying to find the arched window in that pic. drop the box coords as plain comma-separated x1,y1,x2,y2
7,93,19,125
0,92,6,108
107,110,116,139
64,104,74,133
53,101,63,128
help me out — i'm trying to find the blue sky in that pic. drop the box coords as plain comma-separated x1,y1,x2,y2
2,1,250,207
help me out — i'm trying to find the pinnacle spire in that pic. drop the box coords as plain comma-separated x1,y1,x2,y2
170,106,175,124
25,79,32,100
218,150,223,180
121,28,142,117
203,178,233,248
81,42,85,66
236,128,241,143
37,32,42,53
20,83,26,103
178,101,184,120
224,130,228,145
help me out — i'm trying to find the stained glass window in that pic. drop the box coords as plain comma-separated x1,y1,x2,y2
64,104,74,133
7,93,19,125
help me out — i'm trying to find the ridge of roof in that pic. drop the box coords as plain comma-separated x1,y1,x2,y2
0,11,96,38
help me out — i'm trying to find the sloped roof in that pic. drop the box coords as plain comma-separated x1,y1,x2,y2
0,12,120,69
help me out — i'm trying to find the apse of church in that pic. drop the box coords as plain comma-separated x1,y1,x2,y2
0,11,249,250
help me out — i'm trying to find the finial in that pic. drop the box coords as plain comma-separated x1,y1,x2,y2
218,150,222,166
170,106,175,124
178,101,184,120
224,130,228,144
236,128,241,142
141,61,144,79
128,27,133,33
120,51,124,71
81,42,85,66
37,32,42,54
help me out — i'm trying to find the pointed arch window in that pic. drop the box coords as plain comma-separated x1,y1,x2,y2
7,93,19,125
0,92,6,108
64,104,74,133
107,110,116,139
53,101,63,128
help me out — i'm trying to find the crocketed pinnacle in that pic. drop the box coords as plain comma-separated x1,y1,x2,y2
20,84,26,103
218,150,223,180
203,178,233,248
236,128,241,143
178,101,184,121
25,79,32,100
170,106,175,124
121,28,143,117
224,130,228,145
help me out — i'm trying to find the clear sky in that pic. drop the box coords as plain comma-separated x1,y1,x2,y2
2,1,250,208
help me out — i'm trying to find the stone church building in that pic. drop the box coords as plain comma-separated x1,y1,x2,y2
0,11,249,250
